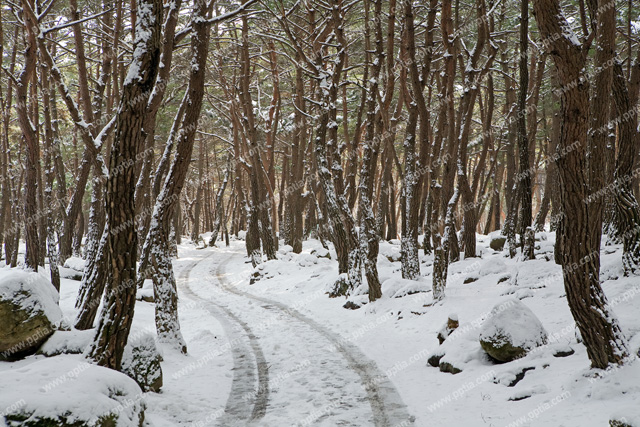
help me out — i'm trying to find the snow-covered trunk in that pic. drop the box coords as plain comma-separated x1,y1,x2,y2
586,0,615,257
246,202,262,267
41,74,61,291
283,59,306,254
430,0,457,300
88,0,163,369
191,139,205,243
136,97,188,287
134,141,153,253
134,0,183,253
358,0,383,302
316,89,361,295
423,194,433,255
503,187,519,258
149,229,185,352
430,184,447,301
516,0,533,260
533,150,552,232
443,189,460,266
400,105,420,281
85,174,106,264
238,15,277,261
533,0,629,369
140,0,213,353
400,0,432,280
454,0,494,260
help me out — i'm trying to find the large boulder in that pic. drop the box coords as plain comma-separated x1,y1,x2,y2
0,270,62,360
479,299,548,363
121,333,163,392
0,355,145,426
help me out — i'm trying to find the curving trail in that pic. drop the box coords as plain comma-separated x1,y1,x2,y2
179,248,415,426
179,254,270,426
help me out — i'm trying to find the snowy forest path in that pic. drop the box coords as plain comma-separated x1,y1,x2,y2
179,252,270,426
179,246,415,427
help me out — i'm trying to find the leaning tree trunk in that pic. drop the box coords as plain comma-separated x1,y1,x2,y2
532,0,629,369
88,0,163,369
139,1,212,352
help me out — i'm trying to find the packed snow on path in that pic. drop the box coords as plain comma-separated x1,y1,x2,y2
1,231,639,426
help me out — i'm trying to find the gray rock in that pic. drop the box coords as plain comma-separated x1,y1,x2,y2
439,361,462,374
610,420,635,427
311,247,331,259
437,315,459,345
490,235,507,251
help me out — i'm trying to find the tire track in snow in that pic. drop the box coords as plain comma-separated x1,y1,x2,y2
178,254,270,425
212,249,415,427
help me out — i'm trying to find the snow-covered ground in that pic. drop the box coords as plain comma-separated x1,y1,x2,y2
1,232,639,426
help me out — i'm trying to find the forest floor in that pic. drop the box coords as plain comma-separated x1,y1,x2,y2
2,232,640,426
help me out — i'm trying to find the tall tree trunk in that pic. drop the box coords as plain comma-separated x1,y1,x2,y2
358,0,383,301
532,0,629,369
610,61,640,274
517,0,534,260
16,0,41,272
88,0,163,369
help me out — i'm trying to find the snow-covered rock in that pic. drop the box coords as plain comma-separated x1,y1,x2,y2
310,247,331,259
59,266,83,281
427,315,494,374
479,299,548,362
122,333,163,392
382,277,429,299
379,242,401,262
0,355,145,426
428,328,491,374
63,256,86,272
0,270,62,359
478,258,508,276
278,244,293,255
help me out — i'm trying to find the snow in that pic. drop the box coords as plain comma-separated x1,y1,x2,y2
2,232,640,426
37,329,94,357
